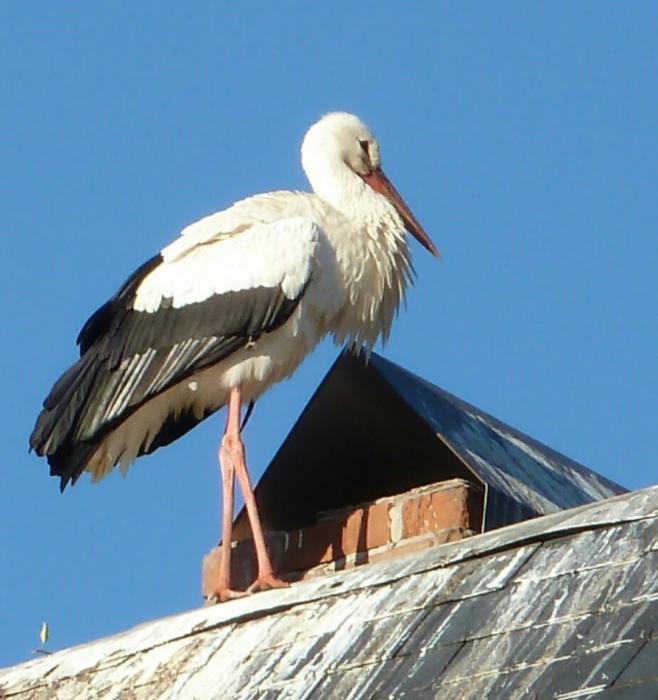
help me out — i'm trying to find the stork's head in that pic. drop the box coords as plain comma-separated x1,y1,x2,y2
302,112,440,258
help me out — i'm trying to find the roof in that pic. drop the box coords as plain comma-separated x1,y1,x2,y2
370,353,626,527
237,352,625,537
2,485,656,698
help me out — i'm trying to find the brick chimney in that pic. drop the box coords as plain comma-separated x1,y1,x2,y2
203,478,483,597
202,350,625,597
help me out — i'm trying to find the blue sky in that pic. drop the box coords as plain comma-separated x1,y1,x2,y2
1,2,656,668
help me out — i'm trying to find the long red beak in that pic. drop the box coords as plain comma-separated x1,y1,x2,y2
361,168,440,258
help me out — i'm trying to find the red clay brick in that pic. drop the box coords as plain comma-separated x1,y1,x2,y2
401,488,471,538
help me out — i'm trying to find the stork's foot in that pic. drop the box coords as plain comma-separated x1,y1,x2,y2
207,587,248,604
248,573,290,594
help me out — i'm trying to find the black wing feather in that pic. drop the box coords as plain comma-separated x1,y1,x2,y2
77,254,162,355
30,255,309,491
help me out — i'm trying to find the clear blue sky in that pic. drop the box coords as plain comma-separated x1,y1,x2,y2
1,2,656,668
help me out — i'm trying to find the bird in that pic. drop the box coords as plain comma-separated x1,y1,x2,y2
30,112,440,601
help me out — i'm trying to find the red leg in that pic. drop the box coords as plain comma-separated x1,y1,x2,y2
226,387,289,594
209,392,248,602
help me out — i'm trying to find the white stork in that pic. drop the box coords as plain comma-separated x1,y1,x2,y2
30,112,439,601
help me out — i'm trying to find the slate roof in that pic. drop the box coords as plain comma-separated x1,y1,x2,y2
2,485,656,699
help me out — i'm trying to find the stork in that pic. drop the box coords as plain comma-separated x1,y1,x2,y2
30,112,440,601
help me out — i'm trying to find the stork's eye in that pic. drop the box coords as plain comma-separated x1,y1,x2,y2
358,139,370,157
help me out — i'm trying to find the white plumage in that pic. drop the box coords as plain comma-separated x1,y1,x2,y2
31,111,439,598
138,216,320,310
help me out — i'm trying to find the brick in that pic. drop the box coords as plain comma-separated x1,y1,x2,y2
401,487,471,538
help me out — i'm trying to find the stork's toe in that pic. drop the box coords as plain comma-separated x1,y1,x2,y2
248,574,290,594
207,587,249,604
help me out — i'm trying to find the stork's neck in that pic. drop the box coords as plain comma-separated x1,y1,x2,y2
303,156,414,348
303,156,378,220
305,157,357,210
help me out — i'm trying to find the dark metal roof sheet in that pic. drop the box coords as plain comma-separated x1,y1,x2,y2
2,486,656,698
236,352,625,537
369,353,626,527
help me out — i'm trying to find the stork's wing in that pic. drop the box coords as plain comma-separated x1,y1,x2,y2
30,216,319,488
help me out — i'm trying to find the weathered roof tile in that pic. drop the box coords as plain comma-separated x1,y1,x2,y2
2,486,656,699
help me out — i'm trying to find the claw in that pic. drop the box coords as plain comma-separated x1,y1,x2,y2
208,587,249,604
248,574,290,594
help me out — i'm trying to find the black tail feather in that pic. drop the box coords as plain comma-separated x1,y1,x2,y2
31,344,222,491
30,349,105,490
48,442,99,492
